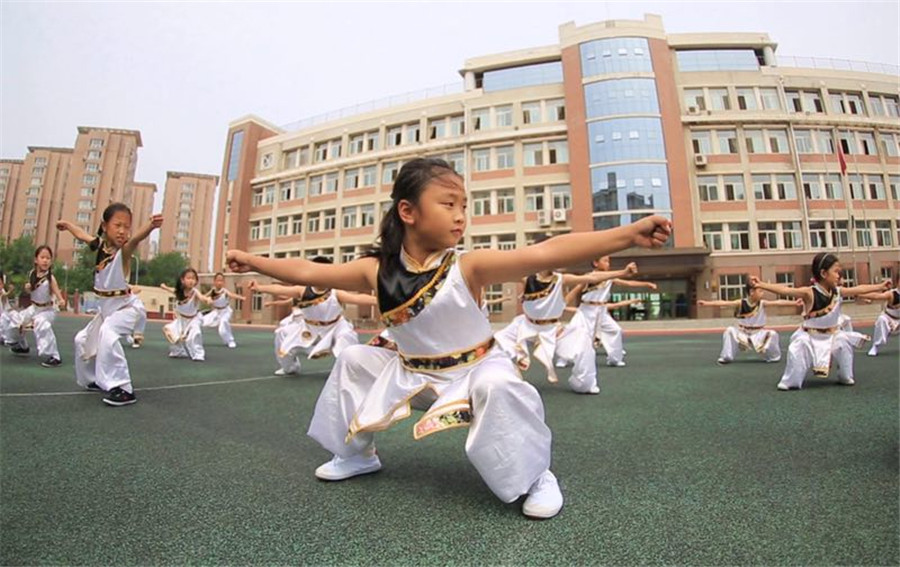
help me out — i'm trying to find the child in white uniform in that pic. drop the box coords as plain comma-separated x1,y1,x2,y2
248,258,376,376
226,158,671,519
201,272,242,348
7,246,65,367
0,271,17,346
161,268,213,362
750,253,891,390
58,204,163,406
565,256,658,367
860,285,900,356
697,283,802,364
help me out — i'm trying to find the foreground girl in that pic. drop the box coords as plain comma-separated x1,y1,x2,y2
226,158,670,519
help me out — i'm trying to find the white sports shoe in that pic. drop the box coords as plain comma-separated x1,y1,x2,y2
867,349,877,357
315,452,382,481
607,361,626,367
228,342,237,349
522,470,563,519
837,377,855,386
586,385,600,395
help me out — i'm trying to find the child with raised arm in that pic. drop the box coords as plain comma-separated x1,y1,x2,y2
750,253,891,390
57,204,163,406
226,158,670,519
494,241,633,394
160,268,213,362
564,256,657,367
200,272,242,348
247,257,376,376
858,281,900,356
7,245,66,367
697,281,802,365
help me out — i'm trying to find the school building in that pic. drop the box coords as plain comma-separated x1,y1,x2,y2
212,14,900,325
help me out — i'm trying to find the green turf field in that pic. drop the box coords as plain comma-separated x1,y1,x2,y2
1,316,898,565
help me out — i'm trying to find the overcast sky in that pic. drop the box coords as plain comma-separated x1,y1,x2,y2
2,1,898,216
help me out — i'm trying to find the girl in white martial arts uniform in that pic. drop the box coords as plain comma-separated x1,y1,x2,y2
7,246,65,367
565,256,657,367
201,272,242,348
859,283,900,357
749,253,891,390
0,271,18,346
225,158,671,519
247,259,376,376
494,244,627,394
161,268,213,362
697,283,802,364
58,204,163,406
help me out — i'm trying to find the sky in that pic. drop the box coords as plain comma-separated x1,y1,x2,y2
2,0,898,219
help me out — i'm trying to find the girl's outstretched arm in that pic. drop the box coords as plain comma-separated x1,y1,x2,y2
749,276,813,304
335,290,377,307
606,298,644,309
159,283,175,295
561,263,638,286
122,214,163,259
565,283,585,307
696,299,741,307
462,216,671,290
247,280,304,299
841,280,892,298
55,220,96,244
193,289,214,305
226,251,376,293
613,279,658,290
50,275,66,307
854,290,893,302
223,288,243,300
762,299,805,308
263,298,294,308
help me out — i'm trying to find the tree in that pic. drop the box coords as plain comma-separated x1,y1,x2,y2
144,252,189,286
0,235,37,295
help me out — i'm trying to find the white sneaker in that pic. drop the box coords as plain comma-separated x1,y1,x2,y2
867,349,877,357
716,358,730,365
274,368,288,376
228,342,237,349
837,377,855,386
607,361,626,367
315,452,382,481
766,357,781,363
522,470,563,519
586,385,600,395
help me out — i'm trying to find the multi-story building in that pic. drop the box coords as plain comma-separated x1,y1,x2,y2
158,171,219,271
1,126,143,264
0,159,25,243
215,14,899,323
131,181,157,260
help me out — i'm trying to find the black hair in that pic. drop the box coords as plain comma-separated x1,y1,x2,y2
89,202,132,252
744,280,755,296
310,256,333,265
175,267,199,301
363,158,461,270
214,272,225,279
811,253,839,282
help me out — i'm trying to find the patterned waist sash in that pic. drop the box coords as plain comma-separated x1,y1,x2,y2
803,326,838,335
306,315,342,327
400,337,495,372
94,288,131,298
526,316,560,326
213,305,229,310
177,312,198,320
739,325,764,332
31,300,53,307
581,300,607,306
885,310,900,321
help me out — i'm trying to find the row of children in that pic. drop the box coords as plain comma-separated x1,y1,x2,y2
4,158,896,520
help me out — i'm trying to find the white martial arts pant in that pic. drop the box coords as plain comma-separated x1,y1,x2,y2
778,329,868,389
307,344,552,503
8,305,59,359
274,318,357,374
75,306,141,392
201,306,236,347
164,315,205,361
494,315,597,393
719,326,781,363
868,313,899,355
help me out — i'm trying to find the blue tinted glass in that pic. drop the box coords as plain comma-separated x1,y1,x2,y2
580,38,653,77
584,78,660,118
590,163,671,214
587,117,666,164
676,50,759,72
227,130,245,181
483,61,563,92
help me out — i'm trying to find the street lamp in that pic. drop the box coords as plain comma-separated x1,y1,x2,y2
63,262,69,309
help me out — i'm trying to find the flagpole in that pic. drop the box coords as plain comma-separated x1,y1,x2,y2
850,134,873,283
837,129,859,283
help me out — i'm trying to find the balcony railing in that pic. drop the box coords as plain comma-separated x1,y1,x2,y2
777,55,899,76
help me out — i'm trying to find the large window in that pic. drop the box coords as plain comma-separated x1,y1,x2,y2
591,163,671,216
588,117,666,163
584,78,659,118
581,38,652,76
718,274,747,301
676,49,760,72
483,61,563,91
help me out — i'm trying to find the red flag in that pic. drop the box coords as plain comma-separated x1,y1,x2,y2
837,145,847,176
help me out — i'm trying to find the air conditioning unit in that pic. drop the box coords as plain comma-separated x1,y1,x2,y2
552,209,567,222
687,105,701,115
537,210,551,227
694,154,708,167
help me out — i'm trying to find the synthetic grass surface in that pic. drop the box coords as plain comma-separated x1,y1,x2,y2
1,317,897,565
